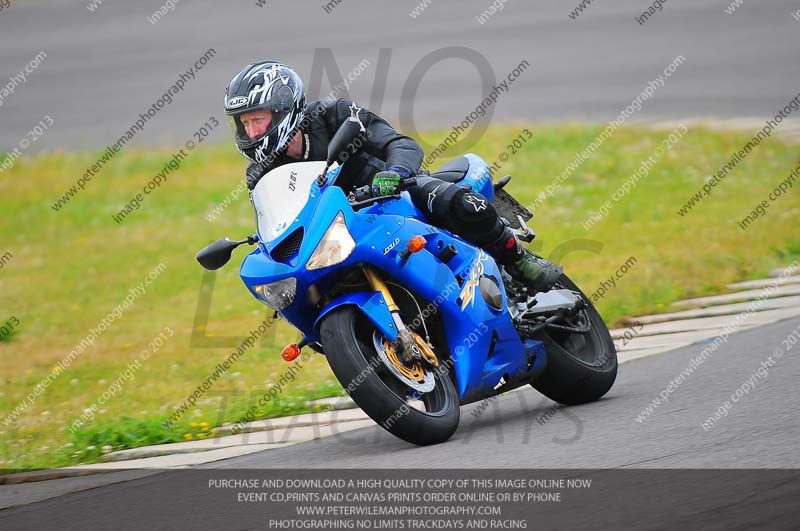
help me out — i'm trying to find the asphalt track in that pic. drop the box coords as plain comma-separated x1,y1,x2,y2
1,0,799,152
210,315,800,470
1,317,799,528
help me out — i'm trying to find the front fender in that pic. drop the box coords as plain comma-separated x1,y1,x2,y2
314,291,398,342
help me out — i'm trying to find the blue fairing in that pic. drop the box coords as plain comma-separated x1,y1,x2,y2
460,153,495,200
240,155,545,403
314,291,397,341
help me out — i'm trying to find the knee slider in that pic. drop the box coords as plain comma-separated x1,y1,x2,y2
451,189,503,242
453,189,494,222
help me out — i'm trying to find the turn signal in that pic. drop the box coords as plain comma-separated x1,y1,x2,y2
407,235,426,253
281,343,301,362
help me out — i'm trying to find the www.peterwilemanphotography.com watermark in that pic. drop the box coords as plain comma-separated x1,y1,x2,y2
51,49,216,213
112,117,220,224
0,250,12,271
3,263,168,427
0,50,47,108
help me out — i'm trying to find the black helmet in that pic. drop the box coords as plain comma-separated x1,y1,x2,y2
224,61,306,164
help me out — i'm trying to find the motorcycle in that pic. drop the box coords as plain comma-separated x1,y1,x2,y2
197,118,617,445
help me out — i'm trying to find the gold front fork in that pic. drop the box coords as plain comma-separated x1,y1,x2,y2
362,265,400,311
362,266,438,368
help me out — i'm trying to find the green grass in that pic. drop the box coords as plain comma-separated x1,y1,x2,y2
1,124,798,470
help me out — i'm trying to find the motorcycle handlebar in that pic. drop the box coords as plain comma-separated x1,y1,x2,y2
353,177,418,202
401,177,418,190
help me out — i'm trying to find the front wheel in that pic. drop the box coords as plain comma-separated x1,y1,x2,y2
529,274,618,405
320,307,460,446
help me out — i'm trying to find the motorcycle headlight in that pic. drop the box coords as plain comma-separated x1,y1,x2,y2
253,277,297,310
306,211,355,271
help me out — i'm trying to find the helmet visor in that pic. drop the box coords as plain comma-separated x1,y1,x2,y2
229,107,291,150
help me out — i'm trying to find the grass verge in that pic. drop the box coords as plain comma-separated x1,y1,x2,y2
1,124,798,469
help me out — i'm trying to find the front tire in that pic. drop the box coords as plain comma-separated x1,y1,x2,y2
530,274,618,405
320,307,460,446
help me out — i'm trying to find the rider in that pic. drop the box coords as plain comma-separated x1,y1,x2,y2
224,61,562,292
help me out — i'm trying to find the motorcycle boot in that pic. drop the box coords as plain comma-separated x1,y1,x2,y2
483,226,562,293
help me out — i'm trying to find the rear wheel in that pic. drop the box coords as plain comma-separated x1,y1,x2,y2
320,307,460,445
529,274,617,405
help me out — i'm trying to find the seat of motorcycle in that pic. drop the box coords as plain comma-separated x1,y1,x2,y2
430,156,469,183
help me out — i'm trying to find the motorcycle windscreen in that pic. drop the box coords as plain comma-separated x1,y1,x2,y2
251,161,327,243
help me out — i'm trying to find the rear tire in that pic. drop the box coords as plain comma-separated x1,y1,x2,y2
320,307,460,445
530,274,617,405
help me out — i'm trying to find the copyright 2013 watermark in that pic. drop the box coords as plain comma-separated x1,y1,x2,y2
0,116,53,174
0,316,20,342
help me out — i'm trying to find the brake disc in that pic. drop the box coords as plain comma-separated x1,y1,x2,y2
372,332,435,393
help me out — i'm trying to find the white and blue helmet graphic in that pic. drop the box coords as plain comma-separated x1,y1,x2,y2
225,61,306,164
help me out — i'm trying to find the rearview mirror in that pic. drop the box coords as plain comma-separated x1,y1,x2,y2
327,117,363,165
196,238,238,270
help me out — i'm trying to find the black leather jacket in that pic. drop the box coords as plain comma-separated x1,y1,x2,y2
246,98,423,191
